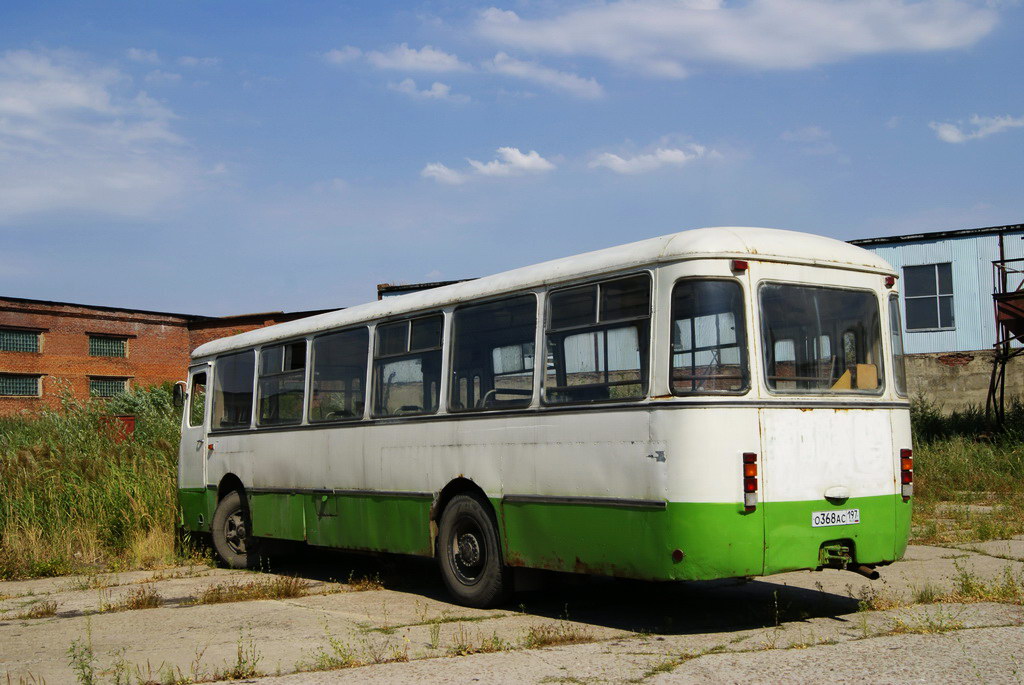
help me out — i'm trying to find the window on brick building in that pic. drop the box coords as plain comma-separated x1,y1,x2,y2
0,374,40,396
903,263,955,331
89,335,127,357
90,377,128,397
0,329,41,353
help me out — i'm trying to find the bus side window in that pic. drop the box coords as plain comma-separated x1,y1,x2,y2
257,340,307,426
670,279,748,394
212,351,255,429
373,314,443,417
309,327,369,422
188,372,207,427
450,295,536,412
544,274,650,405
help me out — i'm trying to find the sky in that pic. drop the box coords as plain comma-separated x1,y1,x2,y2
1,1,1022,316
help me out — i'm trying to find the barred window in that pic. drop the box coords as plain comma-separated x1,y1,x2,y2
0,374,39,396
89,336,127,357
89,377,127,398
0,329,40,353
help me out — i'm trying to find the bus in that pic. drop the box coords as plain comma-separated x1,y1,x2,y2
176,226,912,608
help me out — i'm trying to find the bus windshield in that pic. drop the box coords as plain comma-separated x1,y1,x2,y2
760,284,883,393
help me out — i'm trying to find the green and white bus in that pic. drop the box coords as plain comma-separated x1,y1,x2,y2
176,227,912,607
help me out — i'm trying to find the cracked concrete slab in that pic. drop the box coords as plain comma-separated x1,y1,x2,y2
1,544,1023,684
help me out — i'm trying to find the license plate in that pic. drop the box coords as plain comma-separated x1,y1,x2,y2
811,509,860,527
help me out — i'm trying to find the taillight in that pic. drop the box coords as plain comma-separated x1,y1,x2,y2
743,452,758,511
900,448,913,499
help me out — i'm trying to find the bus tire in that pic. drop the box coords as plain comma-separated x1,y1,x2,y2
438,494,509,608
211,490,260,569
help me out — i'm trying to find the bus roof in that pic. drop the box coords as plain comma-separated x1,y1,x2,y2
191,226,894,359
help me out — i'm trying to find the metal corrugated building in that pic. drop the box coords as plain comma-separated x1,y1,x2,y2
851,224,1024,354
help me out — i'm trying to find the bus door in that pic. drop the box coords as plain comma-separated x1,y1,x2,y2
178,365,209,490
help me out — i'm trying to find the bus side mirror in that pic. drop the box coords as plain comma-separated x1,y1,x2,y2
173,381,186,408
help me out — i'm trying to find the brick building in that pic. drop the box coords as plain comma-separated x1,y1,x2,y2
0,296,334,415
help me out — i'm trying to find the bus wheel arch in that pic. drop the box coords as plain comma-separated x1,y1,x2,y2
432,478,509,608
211,475,260,569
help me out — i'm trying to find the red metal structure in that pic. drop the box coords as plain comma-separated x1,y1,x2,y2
986,236,1024,425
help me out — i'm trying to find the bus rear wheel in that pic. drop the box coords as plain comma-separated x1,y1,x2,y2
438,494,509,608
212,490,260,569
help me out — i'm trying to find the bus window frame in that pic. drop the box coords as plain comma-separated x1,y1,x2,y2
669,276,751,397
371,312,445,419
209,349,257,433
448,292,539,414
255,337,309,428
541,271,654,407
758,280,886,397
307,325,371,424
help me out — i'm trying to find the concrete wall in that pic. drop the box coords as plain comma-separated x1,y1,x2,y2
904,349,1022,412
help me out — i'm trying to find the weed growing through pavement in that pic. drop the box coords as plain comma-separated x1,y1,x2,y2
887,606,966,635
99,585,162,612
213,627,263,680
520,621,594,649
194,575,308,604
301,621,362,672
67,618,97,685
346,571,384,592
14,600,57,619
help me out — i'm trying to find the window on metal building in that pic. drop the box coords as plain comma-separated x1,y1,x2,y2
903,263,954,331
89,335,127,357
0,374,40,396
0,329,41,353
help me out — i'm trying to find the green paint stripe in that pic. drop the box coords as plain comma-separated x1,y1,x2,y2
180,487,910,582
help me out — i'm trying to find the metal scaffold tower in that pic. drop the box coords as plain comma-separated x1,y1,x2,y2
986,240,1024,426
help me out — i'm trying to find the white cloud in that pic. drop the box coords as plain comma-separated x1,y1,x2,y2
780,125,839,155
929,114,1024,143
388,78,469,103
468,147,555,176
126,48,160,64
421,162,468,185
476,1,998,77
144,70,182,84
177,56,220,68
365,43,471,72
484,52,603,99
590,144,709,174
0,49,198,222
324,46,362,65
422,147,555,184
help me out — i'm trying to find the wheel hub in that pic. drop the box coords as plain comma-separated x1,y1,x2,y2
457,533,481,566
225,511,247,554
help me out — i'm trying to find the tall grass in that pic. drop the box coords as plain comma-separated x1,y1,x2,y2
0,385,185,579
911,396,1024,501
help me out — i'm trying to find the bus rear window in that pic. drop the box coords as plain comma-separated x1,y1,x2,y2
760,284,883,393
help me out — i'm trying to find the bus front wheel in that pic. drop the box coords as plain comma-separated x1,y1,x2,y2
438,494,509,608
211,490,260,569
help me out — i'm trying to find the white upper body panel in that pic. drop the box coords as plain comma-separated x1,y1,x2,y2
192,226,894,359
